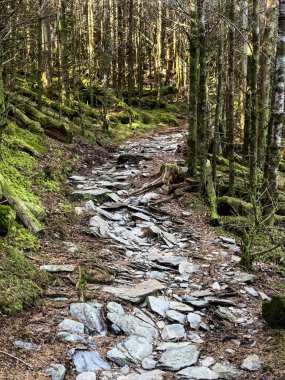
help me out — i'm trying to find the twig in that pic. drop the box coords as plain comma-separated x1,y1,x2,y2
0,350,34,370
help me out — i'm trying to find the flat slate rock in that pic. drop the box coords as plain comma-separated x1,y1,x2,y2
107,336,153,366
166,309,186,324
161,323,186,341
156,342,190,351
70,303,105,335
101,280,166,303
117,370,164,380
147,296,170,317
187,313,202,329
73,350,111,373
58,319,85,334
76,373,97,380
177,366,219,379
169,301,194,313
241,354,262,372
44,364,66,380
14,340,40,351
212,363,242,379
107,309,158,340
40,264,76,273
56,332,87,344
157,344,199,371
179,261,199,276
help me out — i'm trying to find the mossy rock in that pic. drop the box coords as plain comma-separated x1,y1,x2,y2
217,196,253,216
0,206,16,235
117,112,131,124
262,296,285,328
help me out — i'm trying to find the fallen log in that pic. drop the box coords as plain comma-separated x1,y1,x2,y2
12,96,73,143
12,107,43,134
0,173,43,234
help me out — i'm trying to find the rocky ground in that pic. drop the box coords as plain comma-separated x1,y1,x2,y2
0,128,277,379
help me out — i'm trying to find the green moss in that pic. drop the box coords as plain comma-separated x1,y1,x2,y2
7,223,39,251
0,206,16,235
217,196,253,216
58,200,75,217
263,296,285,328
0,245,50,315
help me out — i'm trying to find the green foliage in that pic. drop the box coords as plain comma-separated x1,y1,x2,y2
58,200,75,217
0,245,50,315
0,206,16,235
6,223,39,251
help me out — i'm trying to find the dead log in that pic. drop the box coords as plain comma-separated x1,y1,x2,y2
12,107,43,134
0,173,43,234
12,96,73,143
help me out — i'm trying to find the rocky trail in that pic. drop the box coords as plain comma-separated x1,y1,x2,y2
0,128,272,380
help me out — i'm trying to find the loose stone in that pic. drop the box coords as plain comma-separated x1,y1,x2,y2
44,364,66,380
157,344,199,371
70,303,105,335
177,366,219,379
58,319,85,334
241,354,262,372
161,323,186,341
72,350,111,373
212,363,242,379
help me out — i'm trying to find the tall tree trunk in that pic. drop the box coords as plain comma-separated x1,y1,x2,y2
257,0,275,165
127,0,135,105
227,0,235,196
212,0,224,185
197,0,208,190
249,0,260,196
263,0,285,219
187,0,199,177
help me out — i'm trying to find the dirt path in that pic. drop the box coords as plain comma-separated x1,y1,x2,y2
0,127,274,380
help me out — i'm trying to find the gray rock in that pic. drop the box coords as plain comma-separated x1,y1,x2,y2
107,302,125,315
117,370,165,380
76,373,97,380
107,310,158,340
187,313,202,329
147,296,170,317
166,310,186,323
157,344,199,371
161,323,186,341
212,363,242,379
169,301,194,313
220,236,236,245
179,261,199,276
215,307,237,323
56,332,87,344
101,280,166,303
241,354,262,372
189,300,209,308
70,303,105,335
40,264,76,273
177,366,219,379
200,357,216,367
63,241,80,254
44,364,66,380
107,336,153,366
14,340,40,351
72,350,111,373
235,272,256,284
141,358,157,370
58,319,85,334
121,366,130,375
244,287,258,297
70,175,87,182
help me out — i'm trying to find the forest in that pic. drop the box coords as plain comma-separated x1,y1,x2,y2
0,0,284,379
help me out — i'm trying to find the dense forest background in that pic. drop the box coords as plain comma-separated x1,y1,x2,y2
0,0,284,323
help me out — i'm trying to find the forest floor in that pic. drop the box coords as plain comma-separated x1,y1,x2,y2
0,124,283,380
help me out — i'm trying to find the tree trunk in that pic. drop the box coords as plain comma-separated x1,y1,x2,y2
263,0,285,219
227,0,235,196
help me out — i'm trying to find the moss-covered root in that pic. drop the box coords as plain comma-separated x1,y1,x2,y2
262,296,285,328
205,161,219,226
217,196,253,216
0,173,43,233
13,96,73,143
